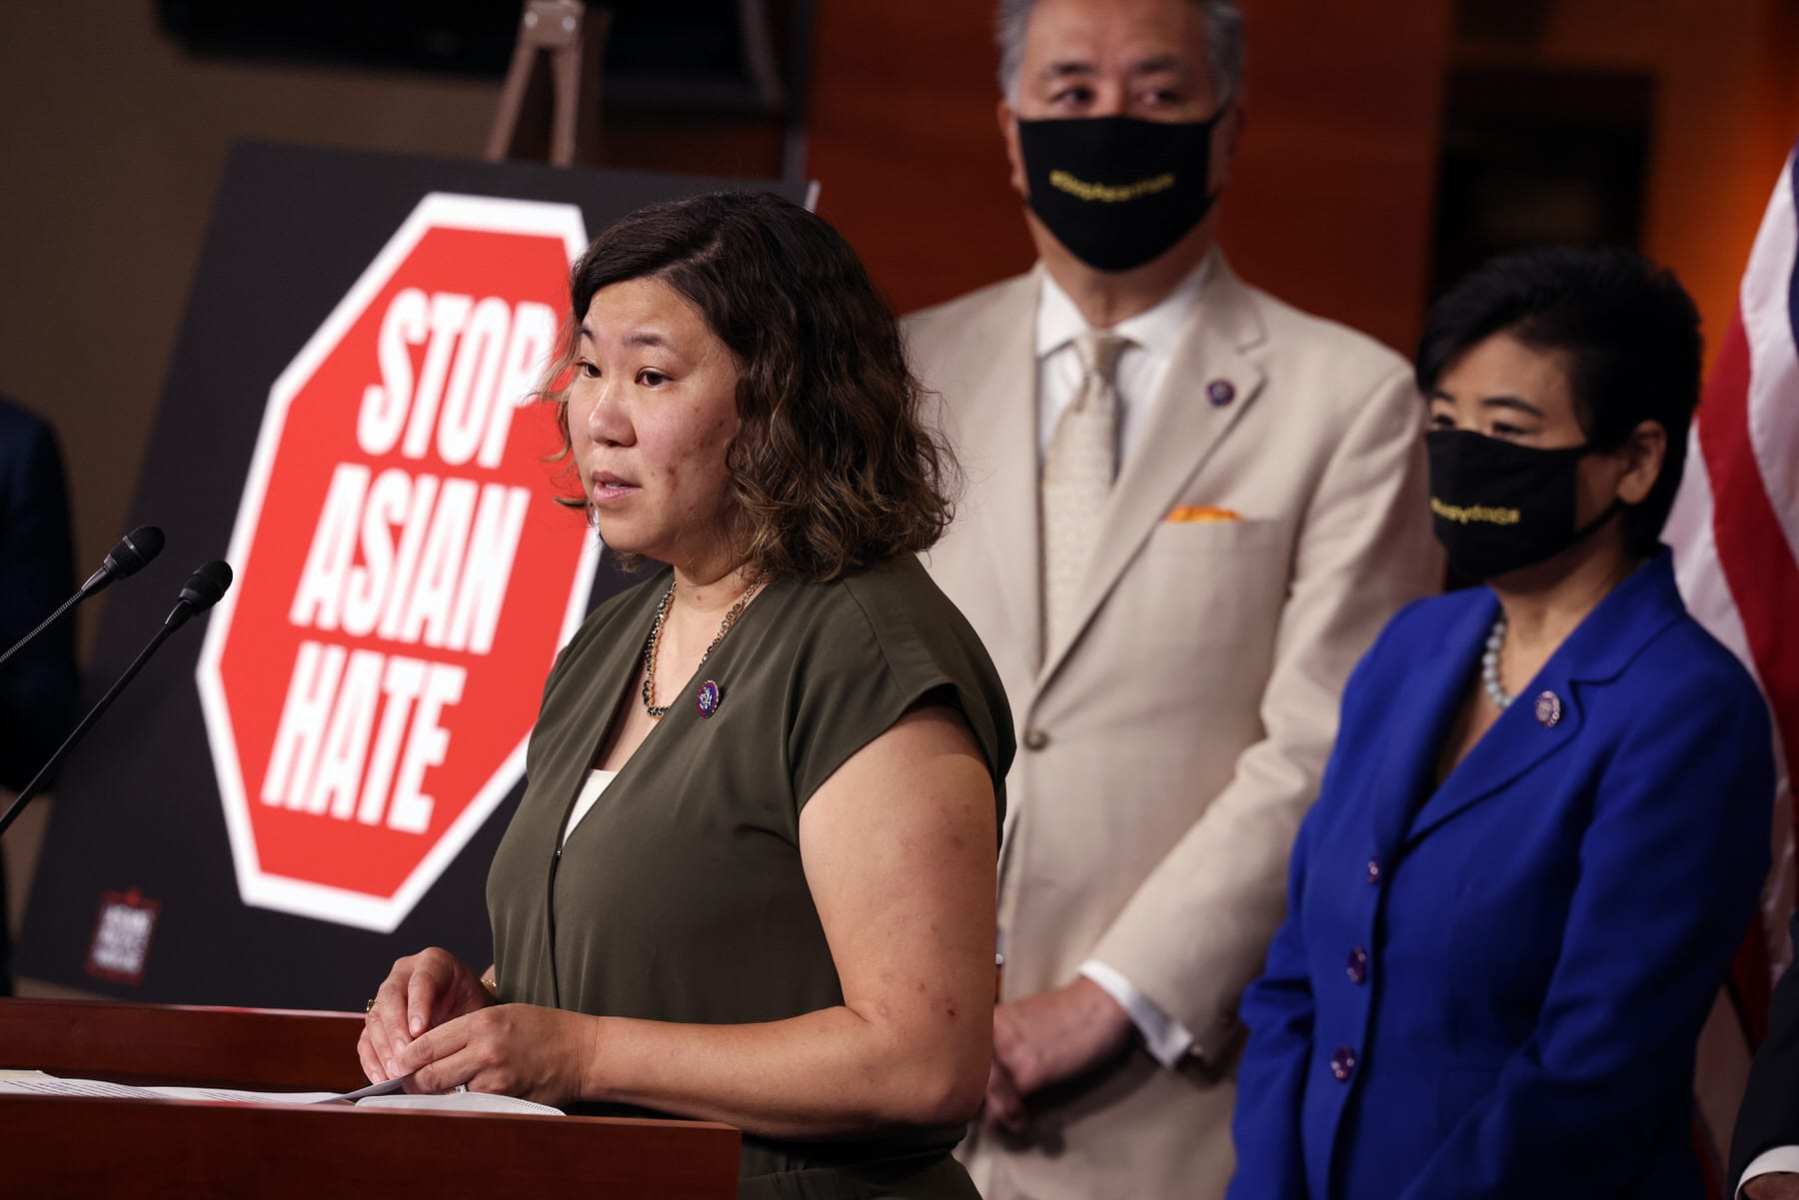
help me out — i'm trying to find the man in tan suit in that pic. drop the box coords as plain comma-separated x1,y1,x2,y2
906,0,1440,1195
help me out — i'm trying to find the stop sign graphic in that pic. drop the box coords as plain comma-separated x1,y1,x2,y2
197,193,598,932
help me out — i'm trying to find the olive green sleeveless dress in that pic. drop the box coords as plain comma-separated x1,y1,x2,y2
487,555,1013,1199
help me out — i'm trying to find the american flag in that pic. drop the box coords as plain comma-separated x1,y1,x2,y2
1663,141,1799,1194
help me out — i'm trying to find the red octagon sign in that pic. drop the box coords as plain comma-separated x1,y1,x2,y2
197,193,596,932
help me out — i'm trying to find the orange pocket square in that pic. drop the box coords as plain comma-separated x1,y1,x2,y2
1165,505,1241,524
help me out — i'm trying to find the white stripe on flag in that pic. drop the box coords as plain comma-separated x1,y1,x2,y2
1668,438,1757,671
1741,158,1799,561
1673,141,1799,1196
1669,445,1797,975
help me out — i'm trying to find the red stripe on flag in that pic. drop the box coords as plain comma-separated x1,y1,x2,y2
1702,316,1799,821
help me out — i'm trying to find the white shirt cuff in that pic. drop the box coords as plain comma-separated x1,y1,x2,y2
1740,1146,1799,1197
1078,959,1195,1069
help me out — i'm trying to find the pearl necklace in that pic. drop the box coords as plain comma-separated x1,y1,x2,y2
640,575,762,718
1481,614,1512,709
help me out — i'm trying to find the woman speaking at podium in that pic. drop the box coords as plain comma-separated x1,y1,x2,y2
358,191,1012,1199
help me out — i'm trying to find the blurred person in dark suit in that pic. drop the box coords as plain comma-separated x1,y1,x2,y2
0,396,80,995
1732,926,1799,1197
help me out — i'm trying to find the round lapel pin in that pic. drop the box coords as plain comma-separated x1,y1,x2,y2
696,679,722,719
1534,690,1562,728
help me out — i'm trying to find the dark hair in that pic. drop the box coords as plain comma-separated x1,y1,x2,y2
995,0,1244,104
541,190,956,581
1415,246,1702,558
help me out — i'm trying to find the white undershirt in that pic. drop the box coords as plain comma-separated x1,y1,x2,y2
560,769,618,847
1029,259,1210,1070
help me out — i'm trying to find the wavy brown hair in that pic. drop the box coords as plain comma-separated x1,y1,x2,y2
540,190,956,582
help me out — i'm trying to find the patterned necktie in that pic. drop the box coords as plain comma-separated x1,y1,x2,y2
1041,330,1130,653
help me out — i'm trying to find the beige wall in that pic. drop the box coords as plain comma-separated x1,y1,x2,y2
0,5,499,644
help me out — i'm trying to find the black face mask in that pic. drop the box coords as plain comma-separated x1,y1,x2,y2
1015,107,1228,273
1426,429,1623,582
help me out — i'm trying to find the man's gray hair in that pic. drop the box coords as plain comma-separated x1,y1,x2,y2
995,0,1244,105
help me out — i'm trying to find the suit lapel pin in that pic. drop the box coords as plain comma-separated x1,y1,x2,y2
1205,378,1236,407
1534,690,1562,728
696,679,722,719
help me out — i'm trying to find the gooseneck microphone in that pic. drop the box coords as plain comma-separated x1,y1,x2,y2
164,559,232,631
83,525,166,596
0,525,165,672
0,560,233,840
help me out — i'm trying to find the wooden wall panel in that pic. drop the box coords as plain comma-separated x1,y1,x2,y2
1455,0,1799,371
805,1,1452,355
804,3,1034,316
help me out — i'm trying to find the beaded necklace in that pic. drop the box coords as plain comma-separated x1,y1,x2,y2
640,576,762,718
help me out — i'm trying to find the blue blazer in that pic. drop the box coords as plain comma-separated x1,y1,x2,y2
1228,552,1772,1200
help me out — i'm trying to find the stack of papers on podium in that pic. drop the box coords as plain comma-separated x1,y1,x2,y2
0,1068,561,1114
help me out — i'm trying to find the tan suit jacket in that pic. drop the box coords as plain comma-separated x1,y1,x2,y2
906,257,1440,1199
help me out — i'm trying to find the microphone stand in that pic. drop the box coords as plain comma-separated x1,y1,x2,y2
0,624,179,840
0,559,228,840
0,525,164,672
0,592,82,672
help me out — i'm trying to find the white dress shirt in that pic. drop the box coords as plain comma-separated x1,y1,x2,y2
1739,1147,1799,1197
1034,255,1213,467
1031,259,1213,1069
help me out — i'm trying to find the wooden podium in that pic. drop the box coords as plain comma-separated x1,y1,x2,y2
0,997,740,1198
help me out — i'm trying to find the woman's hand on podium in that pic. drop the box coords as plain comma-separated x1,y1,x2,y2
358,947,494,1083
391,1003,595,1106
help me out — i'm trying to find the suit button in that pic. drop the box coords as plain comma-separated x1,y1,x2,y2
1023,729,1050,752
1330,1046,1357,1082
1346,947,1368,985
1365,857,1382,885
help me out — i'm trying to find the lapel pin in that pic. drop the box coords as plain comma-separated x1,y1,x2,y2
696,680,722,719
1205,379,1236,407
1534,690,1562,728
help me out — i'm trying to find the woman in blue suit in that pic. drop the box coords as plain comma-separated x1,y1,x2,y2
1228,247,1773,1199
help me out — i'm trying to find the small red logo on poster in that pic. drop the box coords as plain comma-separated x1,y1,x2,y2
86,889,161,985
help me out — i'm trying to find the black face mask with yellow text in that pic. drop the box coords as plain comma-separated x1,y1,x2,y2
1016,109,1227,273
1427,429,1622,582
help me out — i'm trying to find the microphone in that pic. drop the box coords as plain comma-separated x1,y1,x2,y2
0,525,165,672
165,559,232,631
0,560,233,840
82,525,166,597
